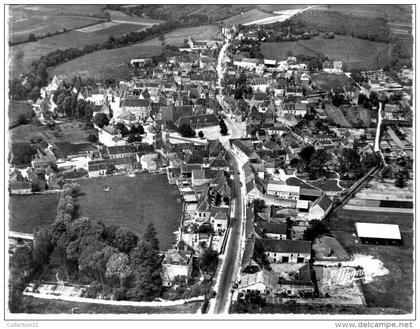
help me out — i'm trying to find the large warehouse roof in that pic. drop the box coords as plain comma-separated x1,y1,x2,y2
355,222,401,240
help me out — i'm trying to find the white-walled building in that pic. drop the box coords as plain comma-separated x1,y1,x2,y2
266,183,300,200
258,239,311,264
309,194,333,220
97,125,127,147
161,249,193,286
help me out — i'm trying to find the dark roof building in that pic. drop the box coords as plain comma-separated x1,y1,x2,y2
121,98,150,108
258,239,312,255
174,114,219,128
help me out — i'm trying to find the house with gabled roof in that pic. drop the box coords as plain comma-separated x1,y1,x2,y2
238,268,278,295
195,196,212,222
209,158,229,171
174,114,219,129
246,179,265,202
254,222,288,240
309,193,333,220
97,125,127,147
121,98,151,120
161,249,193,286
278,263,315,296
258,239,311,264
267,182,300,201
210,207,230,232
231,139,260,165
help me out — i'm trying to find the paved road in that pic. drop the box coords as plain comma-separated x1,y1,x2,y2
212,150,244,314
212,34,247,314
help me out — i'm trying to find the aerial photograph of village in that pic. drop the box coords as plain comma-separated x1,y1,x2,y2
5,2,415,322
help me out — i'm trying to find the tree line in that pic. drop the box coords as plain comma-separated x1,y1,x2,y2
9,183,165,312
9,17,209,101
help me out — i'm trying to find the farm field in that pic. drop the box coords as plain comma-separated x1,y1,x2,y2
107,9,164,25
257,4,308,12
163,24,220,45
312,4,412,23
261,35,392,70
53,25,219,80
9,194,60,234
292,8,391,43
20,296,201,314
10,22,148,78
9,5,106,44
328,209,413,313
53,40,162,80
222,9,281,25
8,100,34,127
75,174,182,250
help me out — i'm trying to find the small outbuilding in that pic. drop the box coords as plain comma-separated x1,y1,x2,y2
355,222,402,245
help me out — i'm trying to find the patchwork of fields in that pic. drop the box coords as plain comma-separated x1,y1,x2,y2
222,8,282,25
53,24,219,80
9,4,106,44
261,35,391,70
10,21,148,78
312,4,412,23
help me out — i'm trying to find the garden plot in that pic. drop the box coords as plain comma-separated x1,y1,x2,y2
324,106,352,128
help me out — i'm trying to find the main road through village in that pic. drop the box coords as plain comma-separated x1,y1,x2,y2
211,34,248,313
212,151,243,314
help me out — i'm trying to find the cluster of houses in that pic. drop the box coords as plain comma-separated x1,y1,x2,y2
11,23,412,304
160,139,233,286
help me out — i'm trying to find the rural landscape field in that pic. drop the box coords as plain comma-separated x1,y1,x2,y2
9,4,107,43
75,174,183,250
53,24,220,79
262,35,391,70
6,3,414,320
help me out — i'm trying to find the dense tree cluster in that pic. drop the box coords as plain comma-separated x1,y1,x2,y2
296,54,327,71
93,112,110,129
9,142,37,166
53,89,94,121
24,181,164,302
391,39,413,70
219,119,228,136
303,220,330,241
177,123,196,138
198,247,218,277
115,122,144,143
